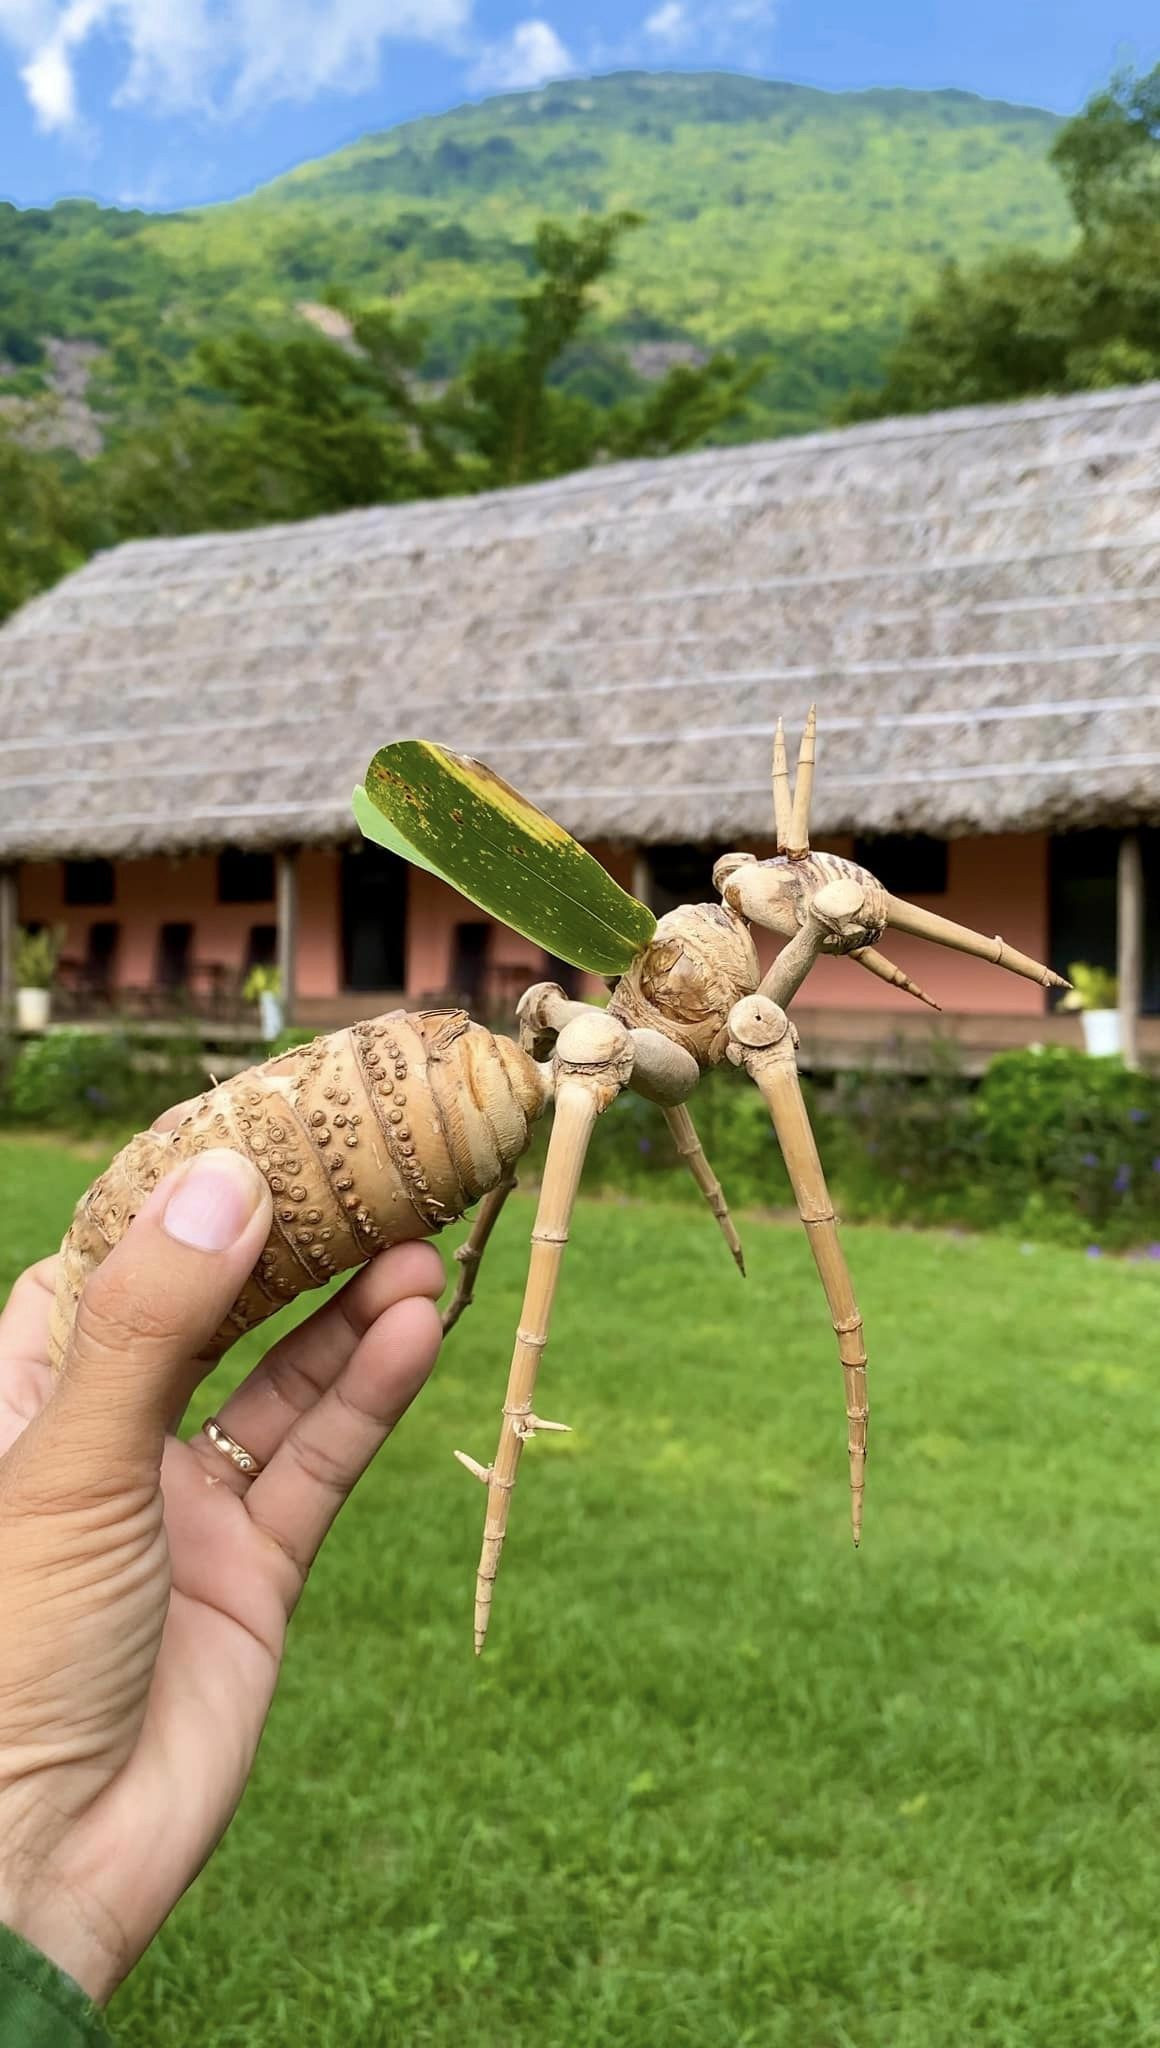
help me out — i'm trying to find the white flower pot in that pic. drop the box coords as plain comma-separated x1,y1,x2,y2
16,986,50,1031
1081,1008,1121,1058
259,991,284,1042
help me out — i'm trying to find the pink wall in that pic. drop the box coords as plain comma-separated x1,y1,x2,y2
16,833,1050,1017
19,849,341,999
768,833,1051,1016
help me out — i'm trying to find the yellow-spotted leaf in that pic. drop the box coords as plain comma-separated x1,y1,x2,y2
354,741,655,975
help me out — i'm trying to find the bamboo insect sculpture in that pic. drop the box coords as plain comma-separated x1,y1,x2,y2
51,714,1067,1653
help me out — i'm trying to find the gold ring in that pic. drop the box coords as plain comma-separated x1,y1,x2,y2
201,1416,263,1478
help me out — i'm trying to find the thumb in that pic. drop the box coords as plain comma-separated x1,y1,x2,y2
42,1150,272,1486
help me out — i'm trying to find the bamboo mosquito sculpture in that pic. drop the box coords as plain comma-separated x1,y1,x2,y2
52,713,1066,1655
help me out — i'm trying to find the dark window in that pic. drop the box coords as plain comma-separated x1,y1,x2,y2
450,922,491,1009
64,858,114,907
341,843,408,991
1050,828,1160,1014
647,844,720,919
243,924,278,974
542,951,581,998
217,849,275,904
156,922,193,991
85,921,119,993
854,834,948,897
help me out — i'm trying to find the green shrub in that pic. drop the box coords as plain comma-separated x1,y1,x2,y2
0,1030,214,1131
976,1046,1158,1245
265,1027,317,1057
519,1044,1159,1250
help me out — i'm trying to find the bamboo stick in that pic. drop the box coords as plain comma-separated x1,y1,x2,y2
758,913,829,1008
785,704,816,858
772,717,792,851
465,1080,598,1654
883,894,1068,989
663,1103,745,1275
850,946,941,1012
442,1172,518,1335
727,997,867,1546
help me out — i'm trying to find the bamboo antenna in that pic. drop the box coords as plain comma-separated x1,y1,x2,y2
772,717,792,851
663,1103,745,1276
883,894,1068,989
442,1172,518,1335
850,946,941,1012
784,703,816,859
727,997,867,1546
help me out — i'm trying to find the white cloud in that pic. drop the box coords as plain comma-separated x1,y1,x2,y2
468,17,573,93
643,2,691,49
0,0,474,131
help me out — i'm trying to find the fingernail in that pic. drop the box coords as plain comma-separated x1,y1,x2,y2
163,1150,265,1252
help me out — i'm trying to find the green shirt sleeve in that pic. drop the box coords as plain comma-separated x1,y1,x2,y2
0,1921,113,2046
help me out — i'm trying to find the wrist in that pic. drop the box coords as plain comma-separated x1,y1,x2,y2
0,1860,128,2006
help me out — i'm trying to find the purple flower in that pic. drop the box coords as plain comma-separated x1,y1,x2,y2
865,1140,879,1156
1113,1165,1132,1194
1129,1108,1147,1125
1153,1158,1160,1175
638,1137,651,1155
1149,1244,1160,1262
1085,1245,1103,1259
1081,1152,1099,1168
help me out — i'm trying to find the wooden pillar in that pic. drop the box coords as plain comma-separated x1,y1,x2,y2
276,847,300,1028
0,865,16,1023
1117,831,1143,1072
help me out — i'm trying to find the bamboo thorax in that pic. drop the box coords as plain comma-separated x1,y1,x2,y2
609,901,760,1067
49,1010,549,1371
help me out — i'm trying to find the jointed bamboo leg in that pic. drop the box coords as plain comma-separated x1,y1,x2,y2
442,1172,518,1335
663,1103,745,1276
456,1010,634,1653
727,995,868,1546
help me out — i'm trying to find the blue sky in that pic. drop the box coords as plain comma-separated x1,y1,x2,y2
0,1,1154,210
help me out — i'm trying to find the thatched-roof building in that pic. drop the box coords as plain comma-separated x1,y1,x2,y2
2,382,1158,1064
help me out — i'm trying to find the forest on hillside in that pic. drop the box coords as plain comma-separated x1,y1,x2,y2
1,63,1156,626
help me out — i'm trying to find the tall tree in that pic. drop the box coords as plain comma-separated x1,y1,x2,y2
0,424,89,625
837,63,1160,422
92,214,759,541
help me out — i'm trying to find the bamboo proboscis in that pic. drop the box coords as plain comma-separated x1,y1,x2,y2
50,711,1069,1652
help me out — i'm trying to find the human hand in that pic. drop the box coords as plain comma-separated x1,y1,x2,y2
0,1142,443,2002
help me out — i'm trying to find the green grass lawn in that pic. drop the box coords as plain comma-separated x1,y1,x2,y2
3,1134,1160,2047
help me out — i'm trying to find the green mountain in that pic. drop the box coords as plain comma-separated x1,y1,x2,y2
0,71,1073,441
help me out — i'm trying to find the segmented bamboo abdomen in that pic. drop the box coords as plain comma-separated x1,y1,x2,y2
48,1010,548,1371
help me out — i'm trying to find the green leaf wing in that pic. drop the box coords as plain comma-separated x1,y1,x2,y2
353,741,656,975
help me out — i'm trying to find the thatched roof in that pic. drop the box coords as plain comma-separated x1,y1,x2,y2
2,382,1159,862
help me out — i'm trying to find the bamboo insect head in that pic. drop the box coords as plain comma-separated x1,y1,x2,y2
713,712,1067,1007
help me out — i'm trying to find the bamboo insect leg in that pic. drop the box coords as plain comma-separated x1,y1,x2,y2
663,1103,745,1276
458,1010,634,1653
442,1172,518,1335
727,995,868,1547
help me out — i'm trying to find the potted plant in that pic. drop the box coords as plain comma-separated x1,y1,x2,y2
243,964,283,1043
13,925,63,1032
1058,961,1120,1056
